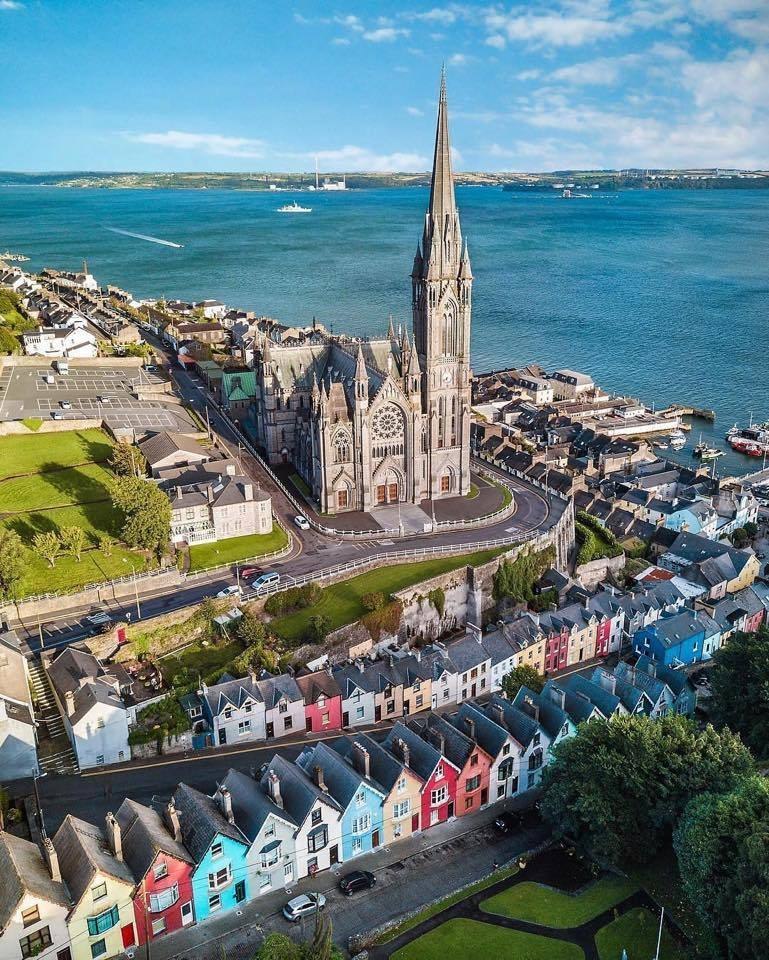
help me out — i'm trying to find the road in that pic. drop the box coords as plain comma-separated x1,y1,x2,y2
11,324,562,651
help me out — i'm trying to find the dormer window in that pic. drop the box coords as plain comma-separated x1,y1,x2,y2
355,790,366,808
278,700,288,714
435,763,444,780
317,695,326,708
211,842,223,859
311,808,322,826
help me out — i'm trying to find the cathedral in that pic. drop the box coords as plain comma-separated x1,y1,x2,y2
253,72,473,515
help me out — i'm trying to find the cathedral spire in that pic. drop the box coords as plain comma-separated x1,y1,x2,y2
422,66,460,278
387,314,396,339
355,343,368,382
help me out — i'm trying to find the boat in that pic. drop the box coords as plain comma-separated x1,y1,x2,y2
562,189,572,199
654,440,669,450
278,201,312,213
726,419,769,457
1,251,30,262
694,443,724,460
668,430,686,451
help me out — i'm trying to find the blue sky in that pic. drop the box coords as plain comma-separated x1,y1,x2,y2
1,0,767,172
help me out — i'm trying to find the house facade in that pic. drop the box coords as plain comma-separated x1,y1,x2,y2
0,630,38,781
199,674,266,747
295,670,343,734
384,722,460,828
168,474,272,546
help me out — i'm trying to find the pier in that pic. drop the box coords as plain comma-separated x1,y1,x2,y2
660,404,716,422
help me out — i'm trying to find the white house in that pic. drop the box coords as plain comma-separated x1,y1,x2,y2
332,663,378,728
0,833,72,960
23,326,98,359
44,646,131,769
199,673,267,747
423,644,460,710
0,630,39,781
222,768,299,896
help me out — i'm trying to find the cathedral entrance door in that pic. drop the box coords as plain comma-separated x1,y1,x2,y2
388,482,398,502
376,484,387,505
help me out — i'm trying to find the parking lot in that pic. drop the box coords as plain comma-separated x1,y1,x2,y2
0,363,199,433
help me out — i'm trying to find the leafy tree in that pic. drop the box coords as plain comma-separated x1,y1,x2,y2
361,591,385,612
709,627,769,759
60,525,87,562
110,443,147,477
732,527,749,548
306,909,335,960
33,531,62,569
0,529,26,599
501,664,544,700
743,520,758,539
675,776,769,960
98,533,116,557
540,714,753,865
493,546,555,605
0,327,19,354
235,610,267,647
255,933,302,960
109,476,170,553
306,614,331,644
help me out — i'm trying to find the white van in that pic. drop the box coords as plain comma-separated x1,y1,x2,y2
55,360,69,375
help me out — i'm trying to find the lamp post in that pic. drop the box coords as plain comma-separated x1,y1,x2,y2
652,907,665,960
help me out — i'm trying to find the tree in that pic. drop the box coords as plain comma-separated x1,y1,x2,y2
110,443,147,477
501,664,544,700
306,909,335,960
306,614,331,644
98,533,116,557
33,531,62,569
743,520,758,539
0,327,19,354
255,933,302,960
675,776,769,960
109,476,170,553
493,546,555,605
361,591,385,612
540,714,753,866
0,529,26,599
60,525,87,562
732,527,749,548
235,610,267,647
709,626,769,759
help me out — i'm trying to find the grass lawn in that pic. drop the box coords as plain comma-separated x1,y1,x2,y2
628,848,704,949
481,878,639,928
0,429,113,479
160,638,243,685
465,483,479,500
188,526,289,571
0,462,115,513
595,908,688,960
490,477,513,509
392,919,584,960
271,548,506,642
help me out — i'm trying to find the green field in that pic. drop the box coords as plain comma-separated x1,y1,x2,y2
595,908,688,960
271,548,506,642
0,429,150,597
481,878,639,928
392,919,584,960
188,527,289,571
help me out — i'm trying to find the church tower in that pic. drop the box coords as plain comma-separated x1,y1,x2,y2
412,69,472,498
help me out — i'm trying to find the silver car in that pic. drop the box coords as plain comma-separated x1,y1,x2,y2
282,892,326,922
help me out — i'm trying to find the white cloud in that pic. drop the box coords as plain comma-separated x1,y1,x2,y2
549,53,640,86
406,106,424,116
447,52,470,65
411,7,459,25
123,130,266,158
362,26,410,42
0,0,23,8
485,33,507,48
516,69,541,80
331,37,351,45
682,48,769,108
484,8,627,47
334,14,364,32
312,145,428,171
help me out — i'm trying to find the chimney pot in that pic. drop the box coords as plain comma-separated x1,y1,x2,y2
351,741,371,779
42,837,61,882
313,764,327,792
217,786,234,824
165,800,182,842
64,690,75,716
394,737,410,768
105,812,123,861
267,770,283,808
464,717,476,740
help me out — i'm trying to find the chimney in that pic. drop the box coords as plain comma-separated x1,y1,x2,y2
464,716,476,741
393,737,410,768
64,690,75,716
356,660,365,673
547,685,566,711
217,786,234,824
598,672,617,695
267,770,283,809
491,702,506,727
165,800,182,842
313,765,327,792
42,837,61,882
247,666,258,685
105,812,122,861
521,696,540,723
242,482,253,501
429,728,446,755
351,742,371,779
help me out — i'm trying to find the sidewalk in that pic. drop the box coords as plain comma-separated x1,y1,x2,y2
131,793,547,960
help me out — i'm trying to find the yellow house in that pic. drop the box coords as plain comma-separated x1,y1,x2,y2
728,553,760,593
398,653,433,718
53,814,136,960
504,618,547,677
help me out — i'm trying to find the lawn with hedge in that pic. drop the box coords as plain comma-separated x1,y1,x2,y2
480,877,639,928
595,907,687,960
187,526,289,571
392,919,584,960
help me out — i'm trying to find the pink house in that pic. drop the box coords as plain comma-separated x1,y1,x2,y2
384,721,460,829
116,798,196,943
296,669,343,734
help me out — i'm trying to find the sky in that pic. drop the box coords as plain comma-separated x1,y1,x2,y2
1,0,768,172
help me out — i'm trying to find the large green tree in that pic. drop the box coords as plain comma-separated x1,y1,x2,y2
255,934,302,960
540,714,752,865
709,626,769,759
109,475,170,553
33,532,62,568
501,664,544,700
60,525,87,562
0,529,26,599
675,776,769,959
110,443,148,477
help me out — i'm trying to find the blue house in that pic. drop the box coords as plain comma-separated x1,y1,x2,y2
632,610,709,666
296,741,385,862
173,782,250,922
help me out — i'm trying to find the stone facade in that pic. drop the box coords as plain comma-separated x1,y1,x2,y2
253,73,472,514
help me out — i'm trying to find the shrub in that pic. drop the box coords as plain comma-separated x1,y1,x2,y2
427,587,446,618
361,599,403,642
361,591,386,612
264,582,322,616
306,614,331,644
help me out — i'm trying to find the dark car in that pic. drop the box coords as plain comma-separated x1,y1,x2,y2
240,566,261,581
493,811,523,834
339,870,376,897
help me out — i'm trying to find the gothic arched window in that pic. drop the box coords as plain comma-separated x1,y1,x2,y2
371,404,405,460
333,430,351,463
442,299,457,356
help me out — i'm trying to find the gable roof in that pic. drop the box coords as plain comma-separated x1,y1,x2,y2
512,684,572,740
116,799,192,881
171,783,247,863
450,701,513,757
221,768,296,842
295,669,342,705
331,732,416,793
408,712,477,770
483,694,542,749
382,721,445,782
0,833,71,930
258,753,342,824
296,741,384,810
138,431,210,466
559,673,622,718
52,815,134,907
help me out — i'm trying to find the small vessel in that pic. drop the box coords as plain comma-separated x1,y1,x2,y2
1,251,30,262
654,440,669,450
726,418,769,457
694,442,724,460
278,201,312,213
562,189,572,199
668,430,686,451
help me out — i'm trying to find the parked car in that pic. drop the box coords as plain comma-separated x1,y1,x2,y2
216,584,241,599
493,811,522,834
282,892,326,922
51,411,63,420
60,400,72,409
84,610,113,634
97,395,116,403
339,870,376,897
144,364,157,373
240,566,261,581
250,571,280,592
294,514,311,530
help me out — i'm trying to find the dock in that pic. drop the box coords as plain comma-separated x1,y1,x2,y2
660,404,716,422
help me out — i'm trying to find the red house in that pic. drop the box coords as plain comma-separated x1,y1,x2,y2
594,617,613,657
116,798,196,943
410,712,493,816
384,721,460,829
296,668,343,733
543,624,570,672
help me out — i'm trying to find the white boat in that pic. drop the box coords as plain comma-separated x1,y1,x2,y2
278,201,312,213
654,440,669,450
668,430,686,450
1,251,30,262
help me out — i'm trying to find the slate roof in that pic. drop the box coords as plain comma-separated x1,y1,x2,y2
116,798,192,881
590,668,648,714
259,752,342,824
139,431,209,466
615,660,668,704
512,684,571,740
445,635,489,674
172,783,247,863
221,768,296,842
46,646,127,726
258,673,303,710
0,833,71,930
53,815,134,907
483,694,541,749
383,721,445,782
633,654,691,696
480,628,516,667
296,741,384,809
332,732,417,792
333,662,379,698
169,473,269,511
391,653,432,687
450,701,512,757
407,712,477,772
646,610,707,648
559,673,622,718
295,669,342,705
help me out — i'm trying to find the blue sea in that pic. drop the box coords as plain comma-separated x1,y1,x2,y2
2,184,768,475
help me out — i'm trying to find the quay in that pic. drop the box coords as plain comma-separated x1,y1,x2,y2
660,403,716,422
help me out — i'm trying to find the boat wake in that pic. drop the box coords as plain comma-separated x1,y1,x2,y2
103,226,184,248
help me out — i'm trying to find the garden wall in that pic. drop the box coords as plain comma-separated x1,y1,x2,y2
130,729,193,760
0,418,102,435
575,553,626,590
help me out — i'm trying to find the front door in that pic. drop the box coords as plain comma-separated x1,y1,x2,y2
388,482,398,502
234,880,246,903
121,924,136,949
218,728,227,745
266,721,274,739
306,718,313,732
481,788,488,806
375,705,382,722
376,484,387,505
342,711,349,727
411,813,420,832
181,901,193,926
372,829,380,848
471,683,477,697
447,801,454,819
330,844,339,865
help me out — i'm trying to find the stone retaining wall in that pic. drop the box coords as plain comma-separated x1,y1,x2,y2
575,553,626,589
